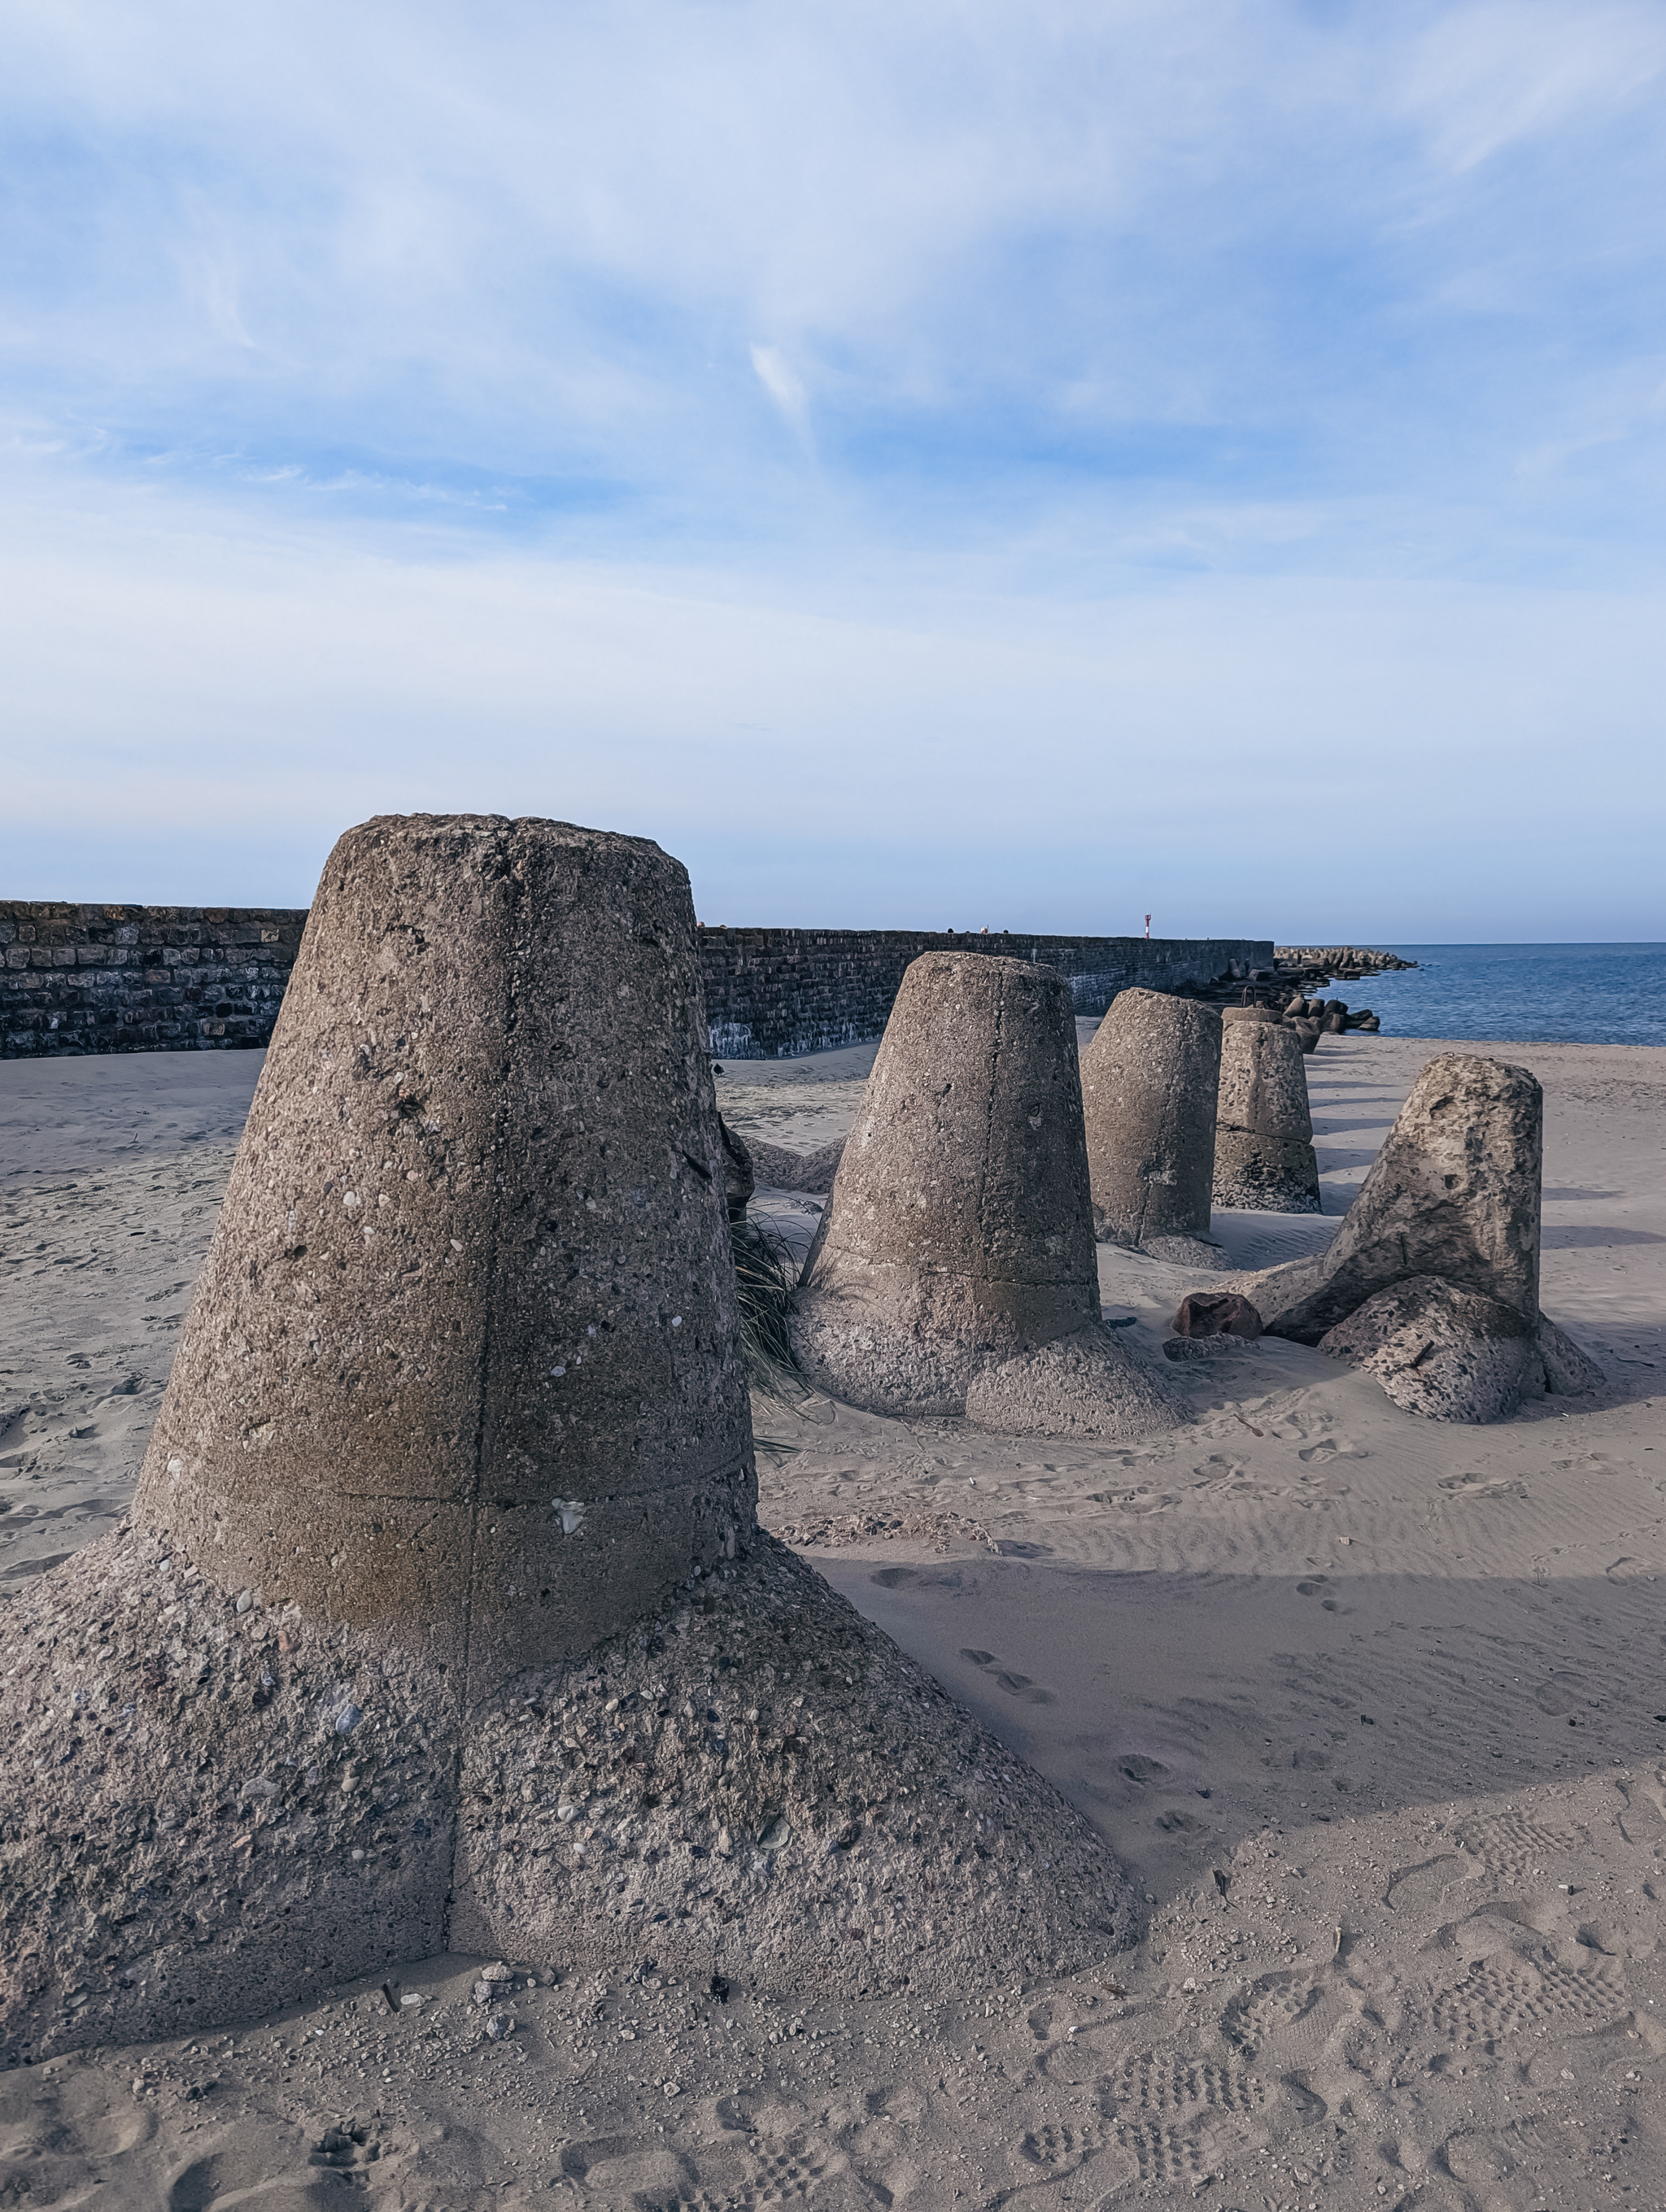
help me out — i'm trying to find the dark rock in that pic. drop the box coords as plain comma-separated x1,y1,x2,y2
719,1116,756,1221
1171,1291,1263,1339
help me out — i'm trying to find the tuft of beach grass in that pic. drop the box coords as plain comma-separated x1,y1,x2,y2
731,1213,810,1404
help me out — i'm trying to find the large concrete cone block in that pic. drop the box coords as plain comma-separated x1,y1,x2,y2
1211,1023,1321,1213
791,954,1184,1436
0,830,1143,2059
1253,1053,1542,1344
1081,988,1222,1252
132,814,756,1699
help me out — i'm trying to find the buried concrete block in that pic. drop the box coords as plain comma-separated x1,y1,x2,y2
744,1133,848,1193
791,952,1184,1435
1250,1053,1542,1343
1318,1274,1542,1423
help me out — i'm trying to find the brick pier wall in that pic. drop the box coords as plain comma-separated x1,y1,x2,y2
698,929,1273,1058
1,904,1271,1060
1,905,306,1057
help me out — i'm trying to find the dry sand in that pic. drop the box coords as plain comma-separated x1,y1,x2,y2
2,1027,1664,2210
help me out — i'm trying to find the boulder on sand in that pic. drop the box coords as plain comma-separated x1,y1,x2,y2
1080,987,1223,1260
1211,1023,1322,1213
1318,1275,1542,1423
791,952,1184,1438
1257,1053,1542,1341
1229,1053,1603,1419
0,818,1139,2064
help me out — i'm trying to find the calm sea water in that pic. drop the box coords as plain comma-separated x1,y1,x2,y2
1332,943,1665,1047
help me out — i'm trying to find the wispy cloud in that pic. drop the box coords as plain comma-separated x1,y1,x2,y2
750,344,814,454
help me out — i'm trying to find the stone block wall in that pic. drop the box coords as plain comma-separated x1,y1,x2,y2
1,904,1271,1061
1,904,307,1057
698,928,1273,1059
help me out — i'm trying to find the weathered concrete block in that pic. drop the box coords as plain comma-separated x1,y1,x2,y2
792,953,1184,1435
1212,1023,1321,1213
1081,987,1222,1251
133,813,757,1700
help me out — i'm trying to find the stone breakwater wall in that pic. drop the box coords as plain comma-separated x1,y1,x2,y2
1,904,307,1059
0,902,1271,1060
699,928,1273,1059
1276,945,1416,976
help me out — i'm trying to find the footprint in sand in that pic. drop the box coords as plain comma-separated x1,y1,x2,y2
0,2064,156,2202
1437,1470,1529,1500
1221,1971,1324,2057
1453,1810,1588,1884
1097,2053,1263,2120
1532,1670,1590,1716
956,1648,1055,1704
168,2120,378,2209
563,2127,831,2207
1018,2118,1107,2174
1428,1948,1628,2048
1020,2105,1206,2191
1615,1776,1666,1844
1293,1574,1348,1613
1110,2119,1210,2187
1383,1854,1475,1915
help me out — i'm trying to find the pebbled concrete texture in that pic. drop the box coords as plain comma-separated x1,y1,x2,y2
0,1525,1140,2061
451,1535,1138,2001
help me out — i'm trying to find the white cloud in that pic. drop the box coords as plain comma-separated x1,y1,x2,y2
749,344,813,449
1,3,1664,934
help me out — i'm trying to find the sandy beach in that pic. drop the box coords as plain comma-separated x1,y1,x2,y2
2,1026,1664,2210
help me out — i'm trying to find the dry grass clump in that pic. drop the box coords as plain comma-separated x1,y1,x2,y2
731,1213,809,1403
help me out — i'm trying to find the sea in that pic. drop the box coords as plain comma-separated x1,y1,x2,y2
1330,943,1665,1048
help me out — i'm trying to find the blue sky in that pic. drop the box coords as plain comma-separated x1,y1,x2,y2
4,0,1664,938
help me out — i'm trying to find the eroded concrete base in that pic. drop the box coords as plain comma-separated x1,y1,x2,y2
1,1529,1139,2058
